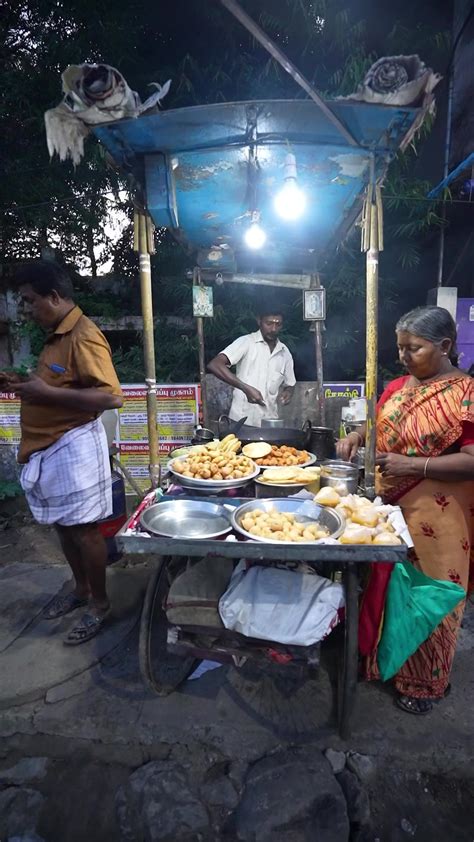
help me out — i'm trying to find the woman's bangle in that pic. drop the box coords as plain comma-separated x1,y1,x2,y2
423,457,431,479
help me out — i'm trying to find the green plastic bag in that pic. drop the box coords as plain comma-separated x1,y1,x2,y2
377,561,465,681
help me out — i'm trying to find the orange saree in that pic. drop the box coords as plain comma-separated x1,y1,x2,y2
362,374,474,699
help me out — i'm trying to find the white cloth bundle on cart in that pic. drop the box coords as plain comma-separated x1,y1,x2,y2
219,561,345,647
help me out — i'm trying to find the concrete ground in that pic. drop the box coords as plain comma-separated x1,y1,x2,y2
0,518,473,840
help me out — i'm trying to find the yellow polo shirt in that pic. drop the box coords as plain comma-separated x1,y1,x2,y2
19,306,122,463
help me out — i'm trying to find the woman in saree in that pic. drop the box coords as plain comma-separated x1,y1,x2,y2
337,305,474,714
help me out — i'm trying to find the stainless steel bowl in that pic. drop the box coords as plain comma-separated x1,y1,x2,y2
231,498,345,543
140,500,232,539
192,426,215,442
261,418,285,428
320,459,359,495
168,455,260,490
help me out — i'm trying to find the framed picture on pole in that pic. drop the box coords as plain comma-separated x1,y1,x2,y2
193,285,214,318
303,288,326,320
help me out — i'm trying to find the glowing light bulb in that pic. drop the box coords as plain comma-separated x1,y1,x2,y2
274,152,306,220
274,179,306,220
244,218,266,250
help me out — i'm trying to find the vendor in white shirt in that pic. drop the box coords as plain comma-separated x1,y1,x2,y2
207,309,296,427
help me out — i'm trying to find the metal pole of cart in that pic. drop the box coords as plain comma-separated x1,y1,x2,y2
311,273,326,426
217,0,359,148
134,210,161,489
361,157,384,499
193,267,209,428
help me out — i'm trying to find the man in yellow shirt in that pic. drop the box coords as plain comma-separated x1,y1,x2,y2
5,260,123,645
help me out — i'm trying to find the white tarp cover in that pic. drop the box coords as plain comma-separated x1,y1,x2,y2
219,561,345,647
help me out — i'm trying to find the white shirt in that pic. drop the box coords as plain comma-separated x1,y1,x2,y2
221,330,296,426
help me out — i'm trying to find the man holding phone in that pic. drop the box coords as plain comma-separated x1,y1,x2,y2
2,260,123,645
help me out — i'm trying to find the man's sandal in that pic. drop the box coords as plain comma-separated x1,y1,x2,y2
396,683,451,715
63,609,111,646
42,592,89,620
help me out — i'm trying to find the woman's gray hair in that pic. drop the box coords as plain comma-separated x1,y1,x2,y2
396,305,458,365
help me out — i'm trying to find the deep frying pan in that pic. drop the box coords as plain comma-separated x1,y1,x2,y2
218,415,311,449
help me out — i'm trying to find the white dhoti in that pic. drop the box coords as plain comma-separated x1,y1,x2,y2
20,419,112,526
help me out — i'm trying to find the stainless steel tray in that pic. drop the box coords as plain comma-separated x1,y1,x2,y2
140,499,232,539
168,455,259,490
118,495,407,564
254,477,311,499
231,498,345,544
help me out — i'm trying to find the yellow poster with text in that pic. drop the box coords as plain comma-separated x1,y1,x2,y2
0,391,21,445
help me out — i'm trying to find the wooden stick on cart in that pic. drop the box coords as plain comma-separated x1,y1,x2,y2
134,210,161,489
361,157,384,498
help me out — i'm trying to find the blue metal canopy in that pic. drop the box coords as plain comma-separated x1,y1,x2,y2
94,98,421,274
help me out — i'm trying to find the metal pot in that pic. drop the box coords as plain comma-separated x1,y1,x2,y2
191,426,215,445
309,426,336,462
261,418,285,429
354,447,365,471
320,459,359,495
218,415,311,449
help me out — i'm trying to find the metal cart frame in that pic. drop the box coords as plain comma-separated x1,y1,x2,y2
118,497,406,739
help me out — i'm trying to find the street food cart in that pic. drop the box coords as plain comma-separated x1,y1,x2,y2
120,490,408,738
87,27,436,734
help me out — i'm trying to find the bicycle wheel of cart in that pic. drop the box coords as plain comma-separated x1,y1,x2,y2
139,557,199,696
337,562,359,739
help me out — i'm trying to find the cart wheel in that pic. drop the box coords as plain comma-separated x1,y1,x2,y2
139,557,198,696
337,562,359,739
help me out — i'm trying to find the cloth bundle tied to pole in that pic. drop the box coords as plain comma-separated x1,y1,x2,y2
134,210,160,489
45,64,171,166
361,174,384,498
341,55,441,107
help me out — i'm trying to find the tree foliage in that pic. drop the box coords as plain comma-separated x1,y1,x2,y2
1,0,451,380
1,0,140,271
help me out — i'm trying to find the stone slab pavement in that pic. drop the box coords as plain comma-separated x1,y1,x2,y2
0,556,473,779
0,561,150,709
